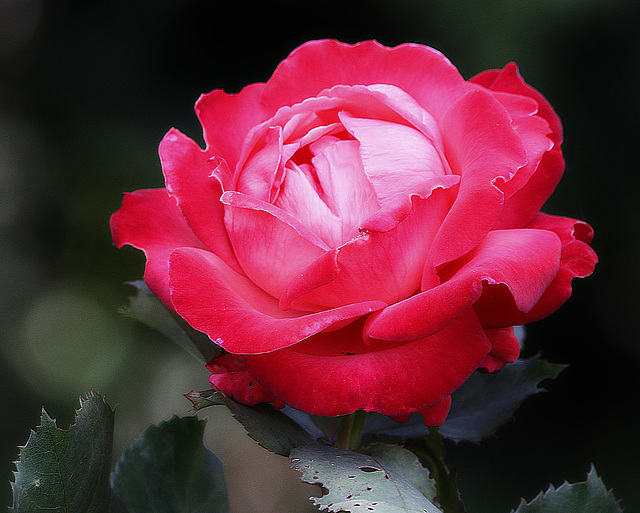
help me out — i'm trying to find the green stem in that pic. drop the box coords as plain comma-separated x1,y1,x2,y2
408,427,467,513
335,410,367,451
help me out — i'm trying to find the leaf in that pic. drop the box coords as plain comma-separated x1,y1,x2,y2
513,466,622,513
119,280,220,362
10,390,115,513
185,390,316,456
360,444,437,503
111,416,228,513
441,355,566,443
362,356,565,443
290,444,442,513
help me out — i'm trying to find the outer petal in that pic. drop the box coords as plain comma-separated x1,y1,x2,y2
470,62,562,145
487,91,553,200
475,214,597,328
494,146,565,229
365,229,562,342
478,327,521,373
207,354,285,409
262,39,472,120
236,310,491,417
430,89,528,267
110,188,207,307
160,128,242,273
390,397,452,426
195,82,269,172
169,247,386,354
472,63,567,228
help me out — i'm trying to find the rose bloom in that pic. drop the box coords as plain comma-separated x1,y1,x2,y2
111,40,597,425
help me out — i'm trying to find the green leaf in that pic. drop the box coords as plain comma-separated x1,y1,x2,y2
363,356,565,443
111,416,228,513
119,280,220,362
513,466,622,513
10,390,115,513
360,444,437,504
290,443,442,513
185,390,316,456
441,355,566,443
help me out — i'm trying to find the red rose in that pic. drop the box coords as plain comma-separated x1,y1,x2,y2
111,40,596,425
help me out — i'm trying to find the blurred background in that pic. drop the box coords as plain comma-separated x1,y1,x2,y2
1,0,638,511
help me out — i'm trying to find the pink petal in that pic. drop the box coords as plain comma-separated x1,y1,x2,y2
195,82,269,172
390,397,452,426
221,190,330,298
160,128,242,273
262,39,471,121
475,214,597,327
429,89,528,267
110,188,206,307
169,247,386,354
488,90,553,200
237,309,490,417
478,327,521,373
339,111,447,209
365,229,562,342
494,146,565,229
281,186,454,311
207,354,285,409
281,140,379,248
470,62,562,145
234,125,284,202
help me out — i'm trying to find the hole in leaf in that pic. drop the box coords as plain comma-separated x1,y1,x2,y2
358,466,382,473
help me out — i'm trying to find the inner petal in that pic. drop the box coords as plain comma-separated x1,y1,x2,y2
338,111,446,208
274,138,379,248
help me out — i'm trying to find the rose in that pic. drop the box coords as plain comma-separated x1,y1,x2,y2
111,40,597,425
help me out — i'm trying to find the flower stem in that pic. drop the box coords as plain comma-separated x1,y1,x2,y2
408,427,467,513
335,410,367,451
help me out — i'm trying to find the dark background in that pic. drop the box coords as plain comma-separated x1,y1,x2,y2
1,1,638,512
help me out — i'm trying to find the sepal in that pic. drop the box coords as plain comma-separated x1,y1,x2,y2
185,389,317,456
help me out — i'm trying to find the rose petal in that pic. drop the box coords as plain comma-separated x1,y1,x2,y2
160,128,242,273
390,397,452,426
262,39,471,120
275,140,380,248
221,190,330,298
470,62,562,145
494,146,565,229
475,214,597,327
488,90,553,200
430,89,528,267
207,354,285,409
234,125,284,202
339,111,447,210
110,188,206,307
169,247,386,354
365,228,562,342
236,309,490,417
281,186,454,311
196,82,269,172
478,327,521,373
